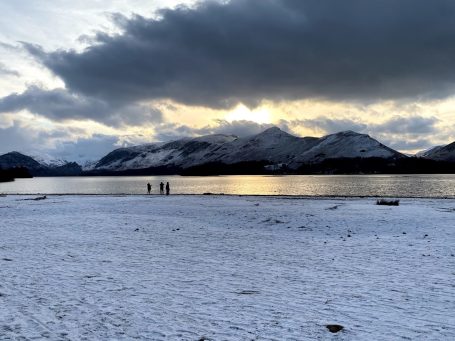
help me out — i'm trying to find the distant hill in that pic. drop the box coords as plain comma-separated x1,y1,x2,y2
0,152,43,172
418,141,455,162
0,151,82,176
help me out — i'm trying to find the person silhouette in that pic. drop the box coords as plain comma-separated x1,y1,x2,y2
160,182,164,195
165,182,170,195
147,183,151,194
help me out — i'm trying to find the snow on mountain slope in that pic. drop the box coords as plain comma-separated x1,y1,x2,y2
31,153,70,168
419,141,455,162
94,135,238,171
202,127,319,165
416,146,441,158
90,128,405,172
289,131,405,168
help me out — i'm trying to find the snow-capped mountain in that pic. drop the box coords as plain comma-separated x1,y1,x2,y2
31,153,71,168
90,127,405,173
289,130,404,167
419,141,455,162
93,135,238,171
0,151,82,176
199,127,320,166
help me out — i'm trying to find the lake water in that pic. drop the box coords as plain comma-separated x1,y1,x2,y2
1,175,455,197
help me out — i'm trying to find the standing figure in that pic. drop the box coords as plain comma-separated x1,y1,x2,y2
147,183,151,194
160,182,164,195
165,182,170,195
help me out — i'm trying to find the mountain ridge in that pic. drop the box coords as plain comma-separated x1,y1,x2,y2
2,127,455,175
87,127,406,173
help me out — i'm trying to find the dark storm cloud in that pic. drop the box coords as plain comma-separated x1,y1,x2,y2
24,0,455,108
0,86,162,126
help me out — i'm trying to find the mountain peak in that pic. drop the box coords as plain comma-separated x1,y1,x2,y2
331,130,364,137
256,126,292,138
4,151,26,157
261,126,284,134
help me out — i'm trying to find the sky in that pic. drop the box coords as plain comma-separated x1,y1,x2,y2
1,0,455,162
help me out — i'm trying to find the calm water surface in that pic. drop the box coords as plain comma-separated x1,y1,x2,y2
1,175,455,197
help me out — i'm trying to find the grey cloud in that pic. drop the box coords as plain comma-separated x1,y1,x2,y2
196,120,279,137
296,115,439,136
0,124,35,154
0,63,20,77
0,86,163,126
0,120,125,163
373,116,439,135
379,138,435,152
0,42,21,52
297,118,368,134
371,116,441,151
23,0,455,108
51,134,122,163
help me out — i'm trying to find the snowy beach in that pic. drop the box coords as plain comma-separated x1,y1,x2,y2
0,195,454,340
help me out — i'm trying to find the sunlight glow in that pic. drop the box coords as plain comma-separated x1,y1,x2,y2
225,104,272,124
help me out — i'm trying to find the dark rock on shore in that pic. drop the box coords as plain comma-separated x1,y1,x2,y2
326,324,344,333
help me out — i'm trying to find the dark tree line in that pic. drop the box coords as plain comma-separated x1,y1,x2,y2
0,167,33,182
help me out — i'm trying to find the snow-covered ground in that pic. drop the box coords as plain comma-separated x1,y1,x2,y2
0,195,454,340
